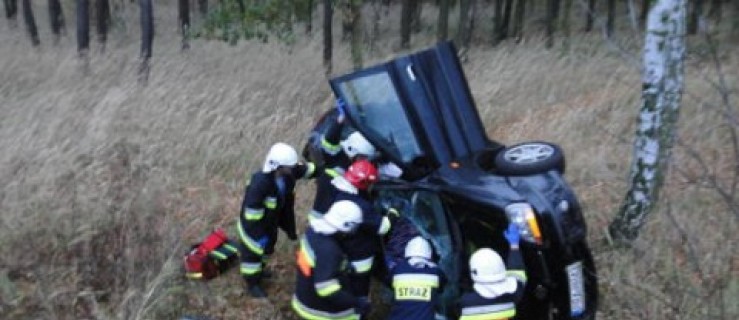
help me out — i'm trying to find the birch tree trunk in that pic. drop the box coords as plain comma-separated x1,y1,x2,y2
323,0,333,74
609,0,687,243
349,0,362,70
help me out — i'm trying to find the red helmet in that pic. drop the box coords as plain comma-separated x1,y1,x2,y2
344,159,378,190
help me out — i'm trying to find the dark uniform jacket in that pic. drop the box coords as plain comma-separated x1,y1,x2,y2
458,249,527,320
311,120,352,218
238,163,316,256
387,259,444,320
293,227,360,320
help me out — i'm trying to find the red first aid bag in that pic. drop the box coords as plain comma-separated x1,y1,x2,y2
184,228,231,280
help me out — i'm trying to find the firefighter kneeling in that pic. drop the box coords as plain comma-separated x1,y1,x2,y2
292,200,371,320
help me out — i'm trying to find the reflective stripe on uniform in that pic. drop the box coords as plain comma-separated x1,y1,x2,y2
506,270,527,282
325,167,344,178
300,237,317,267
223,243,239,254
392,274,439,288
291,295,358,320
315,278,342,297
244,207,264,221
321,138,342,155
263,197,277,210
304,162,317,178
459,303,516,320
237,222,264,255
350,256,374,274
209,250,228,260
377,216,391,235
240,262,262,275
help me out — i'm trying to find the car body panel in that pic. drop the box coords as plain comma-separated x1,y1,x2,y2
308,41,597,319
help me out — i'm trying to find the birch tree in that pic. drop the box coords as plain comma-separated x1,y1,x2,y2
609,0,687,243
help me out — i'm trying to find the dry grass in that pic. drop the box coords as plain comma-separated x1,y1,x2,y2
1,2,738,320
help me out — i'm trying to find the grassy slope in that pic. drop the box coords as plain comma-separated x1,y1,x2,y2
0,2,737,319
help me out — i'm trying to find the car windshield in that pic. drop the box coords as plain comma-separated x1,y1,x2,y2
336,71,423,164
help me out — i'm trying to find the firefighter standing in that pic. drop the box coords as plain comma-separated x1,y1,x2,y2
309,100,378,221
293,200,371,320
459,224,526,320
237,142,317,298
387,236,444,320
330,159,392,302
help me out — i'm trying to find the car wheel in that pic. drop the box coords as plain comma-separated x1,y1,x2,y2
494,141,565,175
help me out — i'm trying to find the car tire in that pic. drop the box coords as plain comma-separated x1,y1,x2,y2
494,141,565,175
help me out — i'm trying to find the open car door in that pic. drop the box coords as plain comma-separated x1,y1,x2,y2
329,41,497,180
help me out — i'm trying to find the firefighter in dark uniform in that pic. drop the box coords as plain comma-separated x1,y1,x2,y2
237,142,317,298
328,159,391,303
388,236,444,320
293,200,371,320
309,100,378,221
459,224,526,320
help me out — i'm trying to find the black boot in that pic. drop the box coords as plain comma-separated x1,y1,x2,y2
244,276,268,298
248,284,267,298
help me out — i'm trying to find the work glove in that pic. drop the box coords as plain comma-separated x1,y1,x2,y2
335,98,346,123
355,297,371,317
503,224,521,247
257,236,269,249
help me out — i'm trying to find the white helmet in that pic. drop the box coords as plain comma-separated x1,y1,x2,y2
341,132,376,159
469,248,506,283
323,200,362,233
262,142,299,173
405,236,433,260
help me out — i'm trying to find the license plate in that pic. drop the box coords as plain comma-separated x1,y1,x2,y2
566,261,585,317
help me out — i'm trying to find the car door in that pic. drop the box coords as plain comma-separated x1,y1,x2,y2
330,41,494,177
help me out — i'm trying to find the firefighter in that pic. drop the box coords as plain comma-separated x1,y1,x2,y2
459,224,526,320
331,159,392,302
309,100,377,221
293,200,372,320
387,236,444,320
237,142,317,298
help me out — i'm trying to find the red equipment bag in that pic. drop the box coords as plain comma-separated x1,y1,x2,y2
184,228,231,280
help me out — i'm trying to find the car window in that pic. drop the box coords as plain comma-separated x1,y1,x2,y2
336,71,423,164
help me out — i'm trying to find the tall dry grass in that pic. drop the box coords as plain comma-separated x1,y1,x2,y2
0,1,737,320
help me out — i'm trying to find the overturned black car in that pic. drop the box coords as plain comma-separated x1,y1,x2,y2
304,42,597,320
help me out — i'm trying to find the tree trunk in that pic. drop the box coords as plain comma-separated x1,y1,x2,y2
96,0,110,50
687,0,703,34
734,0,739,36
411,0,421,33
501,0,514,40
350,0,362,70
76,0,90,55
609,0,686,244
456,0,473,49
400,0,412,49
178,0,189,50
139,0,154,84
198,0,207,17
306,0,313,33
606,0,615,37
585,0,595,32
48,0,65,43
512,0,526,42
492,0,503,45
437,0,449,41
21,0,39,46
561,0,572,50
640,0,650,28
707,0,720,22
323,0,333,74
4,0,18,21
545,0,556,48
